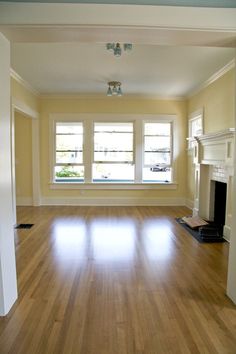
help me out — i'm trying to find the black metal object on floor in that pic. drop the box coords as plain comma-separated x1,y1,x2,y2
15,224,34,229
176,218,225,243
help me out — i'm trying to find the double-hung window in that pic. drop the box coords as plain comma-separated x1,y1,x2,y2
93,122,134,182
143,122,172,182
54,122,84,182
51,115,175,186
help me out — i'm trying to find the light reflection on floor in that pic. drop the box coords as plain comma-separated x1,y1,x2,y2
52,220,86,261
52,217,174,265
142,220,174,260
90,219,135,262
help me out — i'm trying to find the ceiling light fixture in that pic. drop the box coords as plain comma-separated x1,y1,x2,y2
107,81,123,96
106,43,132,57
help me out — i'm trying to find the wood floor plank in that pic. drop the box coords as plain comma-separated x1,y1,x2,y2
0,206,236,354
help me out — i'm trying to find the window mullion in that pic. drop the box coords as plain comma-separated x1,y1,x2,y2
84,119,93,183
135,119,143,183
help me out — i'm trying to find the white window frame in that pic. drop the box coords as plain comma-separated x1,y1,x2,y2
188,109,204,149
142,120,173,183
54,121,84,182
49,114,177,190
93,121,135,182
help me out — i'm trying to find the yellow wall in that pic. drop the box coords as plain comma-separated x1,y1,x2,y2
11,77,40,113
40,97,187,202
11,67,235,206
14,111,33,202
188,68,235,134
187,68,235,203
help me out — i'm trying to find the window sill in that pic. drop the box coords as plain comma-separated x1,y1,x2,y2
49,182,178,190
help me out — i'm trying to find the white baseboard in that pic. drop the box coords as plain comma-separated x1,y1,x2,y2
185,199,194,210
223,225,231,242
16,197,33,206
41,196,186,206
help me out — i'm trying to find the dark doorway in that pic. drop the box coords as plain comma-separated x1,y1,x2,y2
214,181,227,233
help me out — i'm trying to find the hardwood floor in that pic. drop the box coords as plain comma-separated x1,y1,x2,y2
0,206,236,354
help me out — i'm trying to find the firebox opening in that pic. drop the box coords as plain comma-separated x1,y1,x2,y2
213,181,227,235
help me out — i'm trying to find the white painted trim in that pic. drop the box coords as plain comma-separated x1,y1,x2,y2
0,33,17,316
223,225,231,242
49,182,178,190
10,68,40,97
185,199,194,210
196,128,235,142
41,196,186,206
1,4,236,30
16,197,33,206
11,97,39,120
188,59,235,98
11,104,17,226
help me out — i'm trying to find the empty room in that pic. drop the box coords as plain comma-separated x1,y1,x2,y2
0,1,236,353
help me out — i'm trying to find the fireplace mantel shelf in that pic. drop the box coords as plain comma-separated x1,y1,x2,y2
194,128,235,143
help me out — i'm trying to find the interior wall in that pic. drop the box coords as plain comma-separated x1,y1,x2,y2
14,111,33,205
40,97,187,204
187,68,235,204
0,33,17,316
11,77,39,113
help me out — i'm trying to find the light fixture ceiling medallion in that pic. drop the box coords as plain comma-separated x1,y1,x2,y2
107,81,122,97
106,43,132,57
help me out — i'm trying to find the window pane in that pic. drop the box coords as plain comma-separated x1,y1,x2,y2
55,166,84,182
191,118,202,137
144,123,170,136
94,151,133,162
56,122,83,134
94,132,133,152
56,135,83,151
144,136,170,151
144,152,171,165
94,122,133,133
143,167,171,182
56,152,83,164
94,122,134,163
55,122,83,166
93,163,134,182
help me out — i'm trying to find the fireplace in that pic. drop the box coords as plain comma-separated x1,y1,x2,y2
190,128,235,242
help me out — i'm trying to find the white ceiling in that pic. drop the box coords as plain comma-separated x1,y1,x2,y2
11,42,235,97
2,2,235,97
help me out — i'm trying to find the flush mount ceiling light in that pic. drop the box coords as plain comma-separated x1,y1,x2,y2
106,43,132,57
107,81,123,96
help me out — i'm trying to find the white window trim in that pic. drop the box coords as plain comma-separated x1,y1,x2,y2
142,119,173,182
49,113,177,190
188,108,204,149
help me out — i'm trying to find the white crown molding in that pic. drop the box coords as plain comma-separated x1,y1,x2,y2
187,59,235,98
10,68,40,97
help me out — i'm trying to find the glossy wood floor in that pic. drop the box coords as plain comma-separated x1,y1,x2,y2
0,206,236,354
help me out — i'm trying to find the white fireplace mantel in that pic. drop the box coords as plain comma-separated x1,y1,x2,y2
188,128,235,242
190,128,235,167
